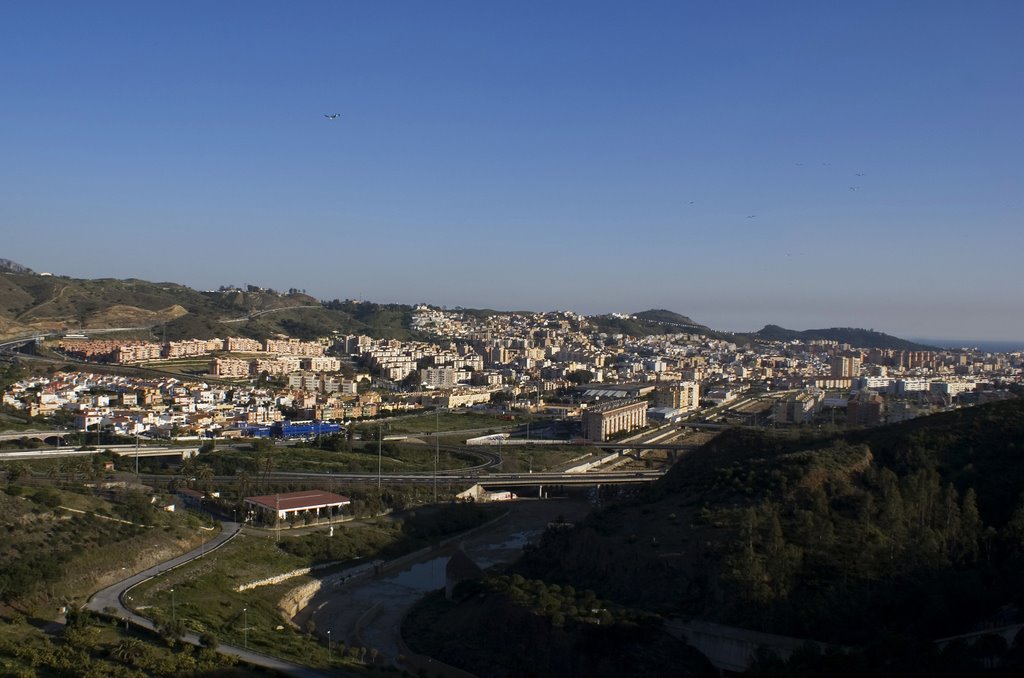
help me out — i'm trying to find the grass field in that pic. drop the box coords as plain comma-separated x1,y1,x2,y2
372,410,525,435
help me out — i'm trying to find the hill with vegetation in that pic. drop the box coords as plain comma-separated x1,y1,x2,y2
588,309,739,342
752,324,936,350
412,399,1024,675
0,259,33,274
633,308,703,327
0,269,945,349
0,271,419,342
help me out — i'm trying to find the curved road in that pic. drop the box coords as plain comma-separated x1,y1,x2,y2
86,521,332,677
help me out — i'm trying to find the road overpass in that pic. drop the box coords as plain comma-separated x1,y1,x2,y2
0,445,198,461
0,430,74,443
217,468,665,488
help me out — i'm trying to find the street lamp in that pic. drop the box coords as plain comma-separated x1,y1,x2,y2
327,629,332,660
377,422,382,491
170,589,175,624
243,607,248,649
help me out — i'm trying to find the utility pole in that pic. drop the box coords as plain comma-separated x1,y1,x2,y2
433,408,439,503
377,422,382,491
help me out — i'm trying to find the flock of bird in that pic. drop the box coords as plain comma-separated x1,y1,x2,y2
684,162,869,220
320,112,867,225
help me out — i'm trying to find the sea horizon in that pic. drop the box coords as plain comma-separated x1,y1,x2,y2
912,338,1024,353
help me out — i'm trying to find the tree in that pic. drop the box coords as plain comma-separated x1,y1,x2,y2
111,638,146,665
5,462,29,484
159,619,186,647
957,488,982,563
398,370,419,389
195,463,215,492
237,470,253,498
256,450,275,492
566,369,594,385
180,457,197,485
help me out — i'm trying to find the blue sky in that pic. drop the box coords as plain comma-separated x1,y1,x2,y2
2,2,1022,341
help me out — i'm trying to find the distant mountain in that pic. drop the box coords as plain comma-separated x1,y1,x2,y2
0,259,33,275
752,324,937,351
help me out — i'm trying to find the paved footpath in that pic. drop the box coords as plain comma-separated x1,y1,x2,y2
86,521,333,677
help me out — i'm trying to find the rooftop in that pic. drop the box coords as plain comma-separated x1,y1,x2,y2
244,490,351,511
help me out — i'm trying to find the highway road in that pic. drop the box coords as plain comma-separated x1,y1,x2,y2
188,468,665,488
0,446,198,461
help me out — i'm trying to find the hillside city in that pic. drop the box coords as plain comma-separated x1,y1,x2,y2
4,305,1020,441
4,293,1024,677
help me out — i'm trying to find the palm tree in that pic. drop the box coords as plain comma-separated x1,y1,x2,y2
256,452,275,492
111,637,145,664
196,463,215,492
236,469,253,498
180,457,198,487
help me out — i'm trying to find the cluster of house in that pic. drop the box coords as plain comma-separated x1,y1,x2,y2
58,336,327,365
4,308,1021,439
1,370,383,437
402,308,1022,429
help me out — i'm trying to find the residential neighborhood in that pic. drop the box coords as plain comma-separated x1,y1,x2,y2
3,307,1020,442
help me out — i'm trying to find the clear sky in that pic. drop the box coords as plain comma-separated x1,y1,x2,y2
2,2,1022,341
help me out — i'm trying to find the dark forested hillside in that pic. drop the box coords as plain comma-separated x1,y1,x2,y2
403,577,716,678
508,399,1024,674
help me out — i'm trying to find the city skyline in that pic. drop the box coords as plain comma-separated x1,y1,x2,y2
3,3,1022,342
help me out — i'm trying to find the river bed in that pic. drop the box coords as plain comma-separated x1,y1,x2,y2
296,497,593,664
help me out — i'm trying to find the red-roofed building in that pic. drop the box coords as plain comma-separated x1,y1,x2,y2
244,490,350,524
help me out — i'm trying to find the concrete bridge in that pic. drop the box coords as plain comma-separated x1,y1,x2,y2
665,619,831,674
0,445,198,462
0,430,73,445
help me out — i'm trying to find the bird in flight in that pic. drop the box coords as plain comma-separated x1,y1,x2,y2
855,172,865,176
324,113,341,120
746,215,757,219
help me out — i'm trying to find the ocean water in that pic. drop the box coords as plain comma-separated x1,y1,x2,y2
913,339,1024,353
